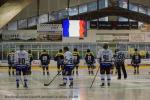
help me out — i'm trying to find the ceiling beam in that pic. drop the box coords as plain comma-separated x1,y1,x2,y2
0,0,33,29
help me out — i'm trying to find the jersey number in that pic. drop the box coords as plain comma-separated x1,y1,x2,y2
68,58,73,64
18,58,25,64
88,56,91,60
103,55,109,61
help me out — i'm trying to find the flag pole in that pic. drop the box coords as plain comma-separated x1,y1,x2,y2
127,0,129,10
67,0,70,19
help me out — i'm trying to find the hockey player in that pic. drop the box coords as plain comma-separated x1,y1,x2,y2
97,43,113,87
8,50,15,76
131,49,141,74
85,49,95,75
114,49,127,80
72,48,80,75
14,45,29,88
39,50,51,76
59,47,74,88
54,49,64,75
28,50,33,75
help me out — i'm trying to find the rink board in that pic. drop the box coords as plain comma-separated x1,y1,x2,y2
1,59,150,67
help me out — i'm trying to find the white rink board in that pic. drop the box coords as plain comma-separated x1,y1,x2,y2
1,59,150,67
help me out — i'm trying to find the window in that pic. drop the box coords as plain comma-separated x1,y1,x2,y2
99,0,108,9
69,6,78,16
8,21,17,30
119,0,128,9
129,3,138,12
18,19,27,29
99,17,108,21
139,6,147,14
58,9,68,19
38,14,48,24
28,17,37,27
91,19,97,21
118,17,128,21
87,1,97,12
50,11,59,21
79,4,87,13
49,15,55,21
129,19,136,22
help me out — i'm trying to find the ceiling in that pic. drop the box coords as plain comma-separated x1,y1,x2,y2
0,0,8,7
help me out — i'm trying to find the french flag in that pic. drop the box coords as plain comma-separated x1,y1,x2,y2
62,19,86,38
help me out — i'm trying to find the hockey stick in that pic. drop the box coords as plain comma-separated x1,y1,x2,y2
90,66,100,88
44,70,62,86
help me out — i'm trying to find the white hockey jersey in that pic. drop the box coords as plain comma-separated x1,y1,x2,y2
14,50,29,65
97,49,113,63
64,51,73,65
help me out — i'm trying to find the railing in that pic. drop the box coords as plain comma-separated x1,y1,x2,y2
0,42,150,60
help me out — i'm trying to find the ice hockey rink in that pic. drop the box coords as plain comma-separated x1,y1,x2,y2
0,66,150,100
1,0,150,100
